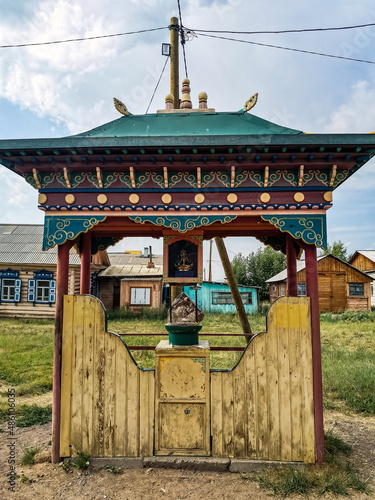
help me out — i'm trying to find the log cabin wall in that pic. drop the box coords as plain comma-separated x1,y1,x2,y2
269,255,372,312
120,278,163,310
298,256,371,312
0,264,79,319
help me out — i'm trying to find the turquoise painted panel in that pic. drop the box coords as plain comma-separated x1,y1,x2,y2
43,215,106,250
261,214,327,249
182,282,258,315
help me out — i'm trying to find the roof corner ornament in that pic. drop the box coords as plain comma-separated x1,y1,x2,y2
242,93,258,113
113,97,130,116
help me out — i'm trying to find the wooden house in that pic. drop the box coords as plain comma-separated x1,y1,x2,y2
349,251,375,307
96,251,163,310
0,223,109,318
0,224,80,318
266,254,372,312
182,281,259,314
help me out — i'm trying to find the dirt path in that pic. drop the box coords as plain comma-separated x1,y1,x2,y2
0,409,374,500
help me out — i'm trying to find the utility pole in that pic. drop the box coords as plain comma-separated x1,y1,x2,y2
170,16,179,109
215,237,252,342
169,16,181,301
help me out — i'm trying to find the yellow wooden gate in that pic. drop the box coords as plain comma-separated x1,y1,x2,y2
60,295,315,463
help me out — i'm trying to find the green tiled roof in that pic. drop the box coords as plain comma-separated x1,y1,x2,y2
73,111,303,138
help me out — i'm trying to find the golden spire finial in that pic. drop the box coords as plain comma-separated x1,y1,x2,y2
165,93,174,110
180,78,192,109
243,93,258,113
113,97,130,116
198,91,208,109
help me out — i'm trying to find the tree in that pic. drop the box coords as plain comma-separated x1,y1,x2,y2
232,246,286,301
320,240,349,262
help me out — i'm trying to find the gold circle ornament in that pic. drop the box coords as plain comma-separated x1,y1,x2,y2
161,193,172,205
65,194,75,205
194,193,205,204
227,193,238,204
38,193,48,204
129,193,140,204
260,192,271,204
97,194,108,205
294,192,305,203
323,191,333,203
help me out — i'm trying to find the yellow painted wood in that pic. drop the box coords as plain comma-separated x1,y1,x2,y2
61,295,315,463
60,295,74,456
210,372,223,456
267,300,280,461
71,297,84,455
60,295,154,458
155,340,210,456
81,297,95,454
210,296,316,463
279,301,292,461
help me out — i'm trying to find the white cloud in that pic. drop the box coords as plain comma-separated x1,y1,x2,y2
1,0,375,257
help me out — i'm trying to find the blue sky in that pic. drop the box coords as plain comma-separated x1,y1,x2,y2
1,0,375,279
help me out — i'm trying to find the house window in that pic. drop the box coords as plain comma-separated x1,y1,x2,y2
272,285,277,296
27,270,56,305
36,280,51,302
349,283,364,296
280,283,286,296
212,291,253,305
297,282,307,296
130,287,151,305
2,279,15,301
371,283,374,296
0,269,21,304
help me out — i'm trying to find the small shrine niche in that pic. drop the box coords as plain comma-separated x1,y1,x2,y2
163,233,203,284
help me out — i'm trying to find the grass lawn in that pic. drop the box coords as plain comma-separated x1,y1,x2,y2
0,308,374,422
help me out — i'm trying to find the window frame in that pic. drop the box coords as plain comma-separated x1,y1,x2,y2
297,282,307,296
348,283,365,297
212,290,253,305
36,279,51,303
2,278,16,302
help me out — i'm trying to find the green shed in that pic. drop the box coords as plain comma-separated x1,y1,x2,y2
182,281,259,314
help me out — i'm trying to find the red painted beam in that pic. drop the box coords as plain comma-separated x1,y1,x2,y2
80,231,92,295
286,234,298,296
51,241,71,463
304,243,324,464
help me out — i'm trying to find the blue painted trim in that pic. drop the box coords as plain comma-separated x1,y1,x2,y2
41,203,330,212
128,214,237,233
43,215,107,249
261,214,327,249
0,269,19,278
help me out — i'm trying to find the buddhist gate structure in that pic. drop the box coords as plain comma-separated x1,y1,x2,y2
1,55,375,466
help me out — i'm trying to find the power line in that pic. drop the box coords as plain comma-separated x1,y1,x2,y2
177,0,189,79
145,56,170,114
0,26,167,49
188,22,375,35
197,32,375,65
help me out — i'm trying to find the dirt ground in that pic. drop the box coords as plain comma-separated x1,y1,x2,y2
0,405,374,500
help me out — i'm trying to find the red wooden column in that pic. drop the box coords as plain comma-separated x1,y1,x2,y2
52,241,71,463
286,233,298,296
80,231,92,295
305,243,324,464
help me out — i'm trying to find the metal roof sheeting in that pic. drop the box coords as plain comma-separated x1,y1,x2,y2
108,253,163,266
99,264,163,278
0,224,80,265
